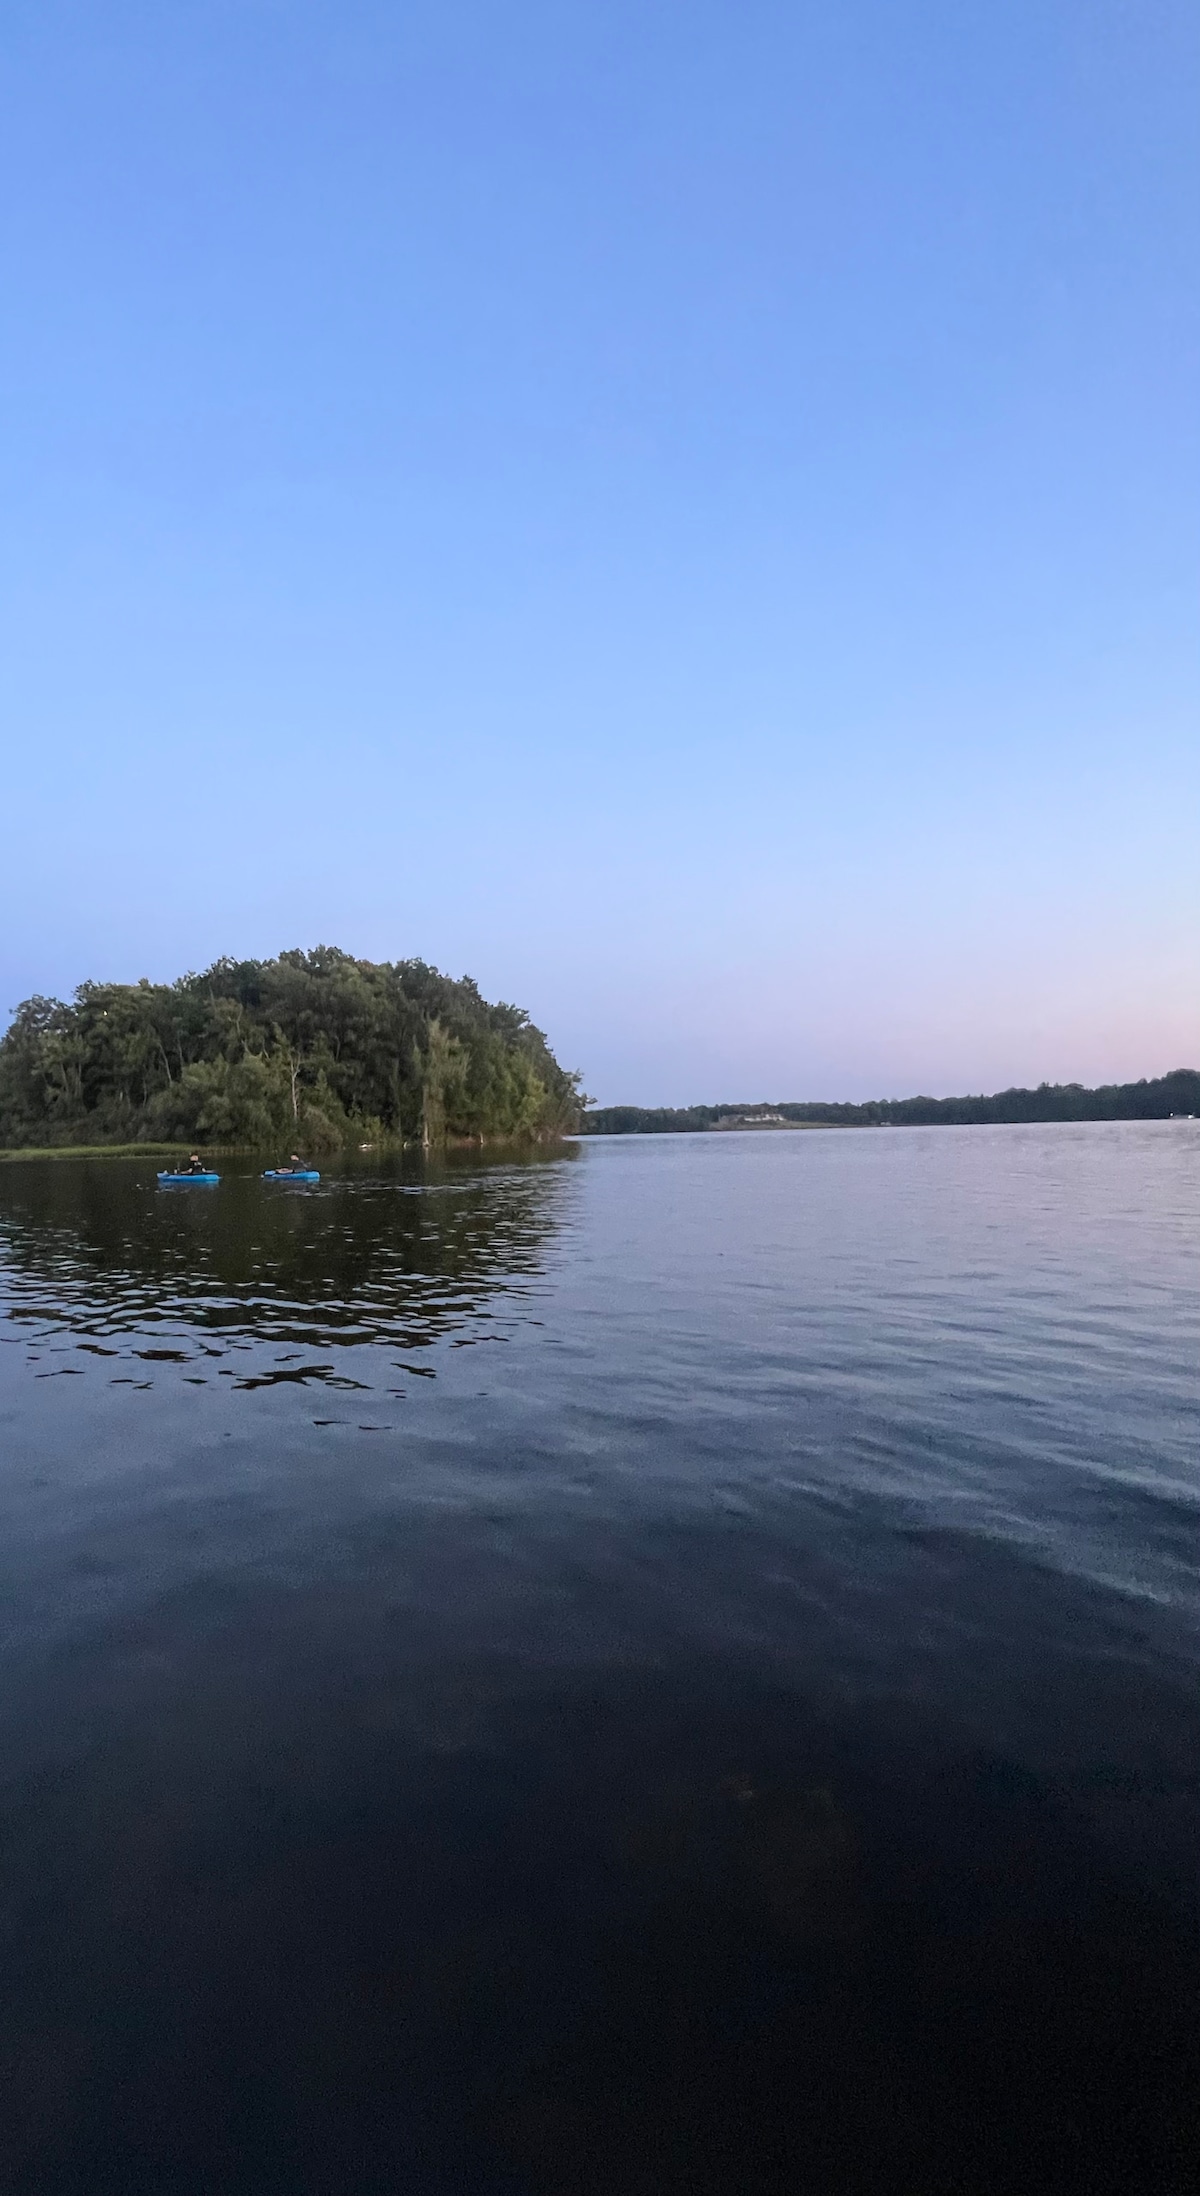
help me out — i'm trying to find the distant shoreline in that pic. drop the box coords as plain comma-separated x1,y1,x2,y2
579,1070,1200,1136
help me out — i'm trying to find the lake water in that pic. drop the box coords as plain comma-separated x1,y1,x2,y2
1,1125,1197,2193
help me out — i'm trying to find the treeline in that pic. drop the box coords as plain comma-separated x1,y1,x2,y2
581,1070,1200,1135
0,948,583,1150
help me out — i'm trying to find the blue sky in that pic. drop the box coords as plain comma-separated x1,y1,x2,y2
2,0,1196,1104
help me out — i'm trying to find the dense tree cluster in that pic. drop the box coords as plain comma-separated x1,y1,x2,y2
581,1070,1200,1135
0,948,583,1150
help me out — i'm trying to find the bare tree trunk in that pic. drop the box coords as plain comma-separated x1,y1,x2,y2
421,1022,447,1151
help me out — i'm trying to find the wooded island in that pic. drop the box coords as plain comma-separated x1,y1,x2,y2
0,949,583,1150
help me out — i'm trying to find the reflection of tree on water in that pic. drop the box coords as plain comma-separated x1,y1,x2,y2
0,1149,578,1362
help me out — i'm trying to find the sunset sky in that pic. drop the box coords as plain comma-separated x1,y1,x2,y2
2,0,1196,1102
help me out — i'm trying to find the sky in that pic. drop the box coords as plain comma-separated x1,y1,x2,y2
1,0,1197,1105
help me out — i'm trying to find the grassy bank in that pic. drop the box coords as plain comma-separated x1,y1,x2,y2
0,1143,246,1164
0,1132,569,1164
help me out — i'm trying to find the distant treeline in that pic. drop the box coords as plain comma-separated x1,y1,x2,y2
0,948,583,1151
581,1070,1200,1136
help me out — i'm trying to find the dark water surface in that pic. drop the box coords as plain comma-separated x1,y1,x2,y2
1,1126,1197,2192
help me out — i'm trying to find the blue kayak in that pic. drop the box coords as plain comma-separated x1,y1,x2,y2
158,1171,220,1185
262,1168,321,1182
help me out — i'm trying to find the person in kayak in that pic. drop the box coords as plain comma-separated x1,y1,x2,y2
278,1153,307,1174
184,1153,208,1174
